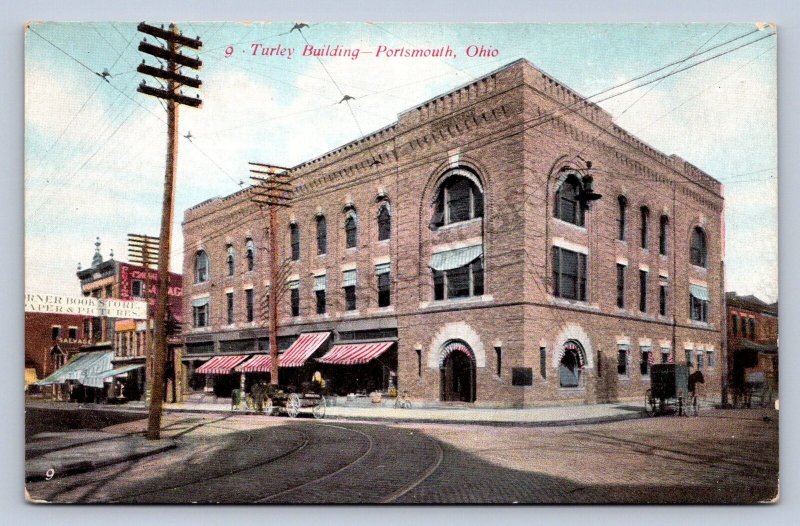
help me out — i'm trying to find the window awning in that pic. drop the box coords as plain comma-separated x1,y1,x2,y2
690,284,710,301
317,341,395,365
235,354,273,373
280,332,331,367
314,275,327,291
196,355,248,375
288,279,300,290
374,262,391,275
429,244,482,271
36,351,114,388
191,297,209,307
97,363,145,379
342,269,357,287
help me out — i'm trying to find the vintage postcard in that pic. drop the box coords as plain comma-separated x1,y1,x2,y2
24,21,778,504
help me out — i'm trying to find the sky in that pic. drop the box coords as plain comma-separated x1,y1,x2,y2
24,22,778,301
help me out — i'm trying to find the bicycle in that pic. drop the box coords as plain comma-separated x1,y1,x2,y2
394,391,412,409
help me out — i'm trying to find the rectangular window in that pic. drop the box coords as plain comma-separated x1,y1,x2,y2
315,290,326,314
193,304,208,328
447,265,470,298
290,288,300,317
690,295,709,322
552,247,587,301
246,289,254,322
639,270,648,312
750,318,756,338
51,326,61,340
659,216,668,255
67,327,77,340
640,208,649,249
344,286,356,311
433,270,444,300
132,280,144,298
616,264,625,308
661,350,670,364
697,352,704,370
512,367,533,386
291,224,300,261
640,348,651,376
597,350,602,378
495,347,502,377
378,273,391,307
617,346,628,375
83,319,90,338
732,315,739,336
92,317,102,340
659,284,667,316
432,259,484,301
685,349,693,369
539,347,547,379
707,351,715,368
416,349,422,376
105,284,113,298
226,292,234,324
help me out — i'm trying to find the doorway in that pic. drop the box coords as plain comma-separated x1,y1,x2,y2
440,347,476,402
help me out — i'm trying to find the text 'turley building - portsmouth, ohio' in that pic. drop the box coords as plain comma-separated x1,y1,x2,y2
179,59,724,407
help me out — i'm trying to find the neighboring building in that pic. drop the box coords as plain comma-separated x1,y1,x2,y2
180,59,724,406
726,292,778,396
76,238,183,401
24,312,93,387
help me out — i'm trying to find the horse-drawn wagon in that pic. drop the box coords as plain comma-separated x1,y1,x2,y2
644,364,703,417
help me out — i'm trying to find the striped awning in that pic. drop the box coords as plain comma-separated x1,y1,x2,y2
280,332,331,367
235,354,273,373
36,351,114,388
429,244,482,271
196,355,248,375
317,341,395,365
690,284,710,301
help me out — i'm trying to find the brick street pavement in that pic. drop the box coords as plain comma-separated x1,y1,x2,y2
26,407,778,504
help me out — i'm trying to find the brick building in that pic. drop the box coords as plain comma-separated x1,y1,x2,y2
726,292,778,396
77,238,183,401
180,59,724,406
24,312,93,384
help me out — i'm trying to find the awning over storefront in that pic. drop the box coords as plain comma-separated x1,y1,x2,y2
429,244,482,271
317,341,395,365
690,284,710,301
235,354,273,373
280,332,331,367
96,364,145,379
36,351,114,388
196,355,248,375
738,339,779,354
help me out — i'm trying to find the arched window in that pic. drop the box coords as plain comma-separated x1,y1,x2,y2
559,341,585,388
226,245,235,276
554,175,585,227
659,215,669,256
316,215,327,255
345,212,358,249
690,227,707,267
290,223,300,261
377,203,391,241
640,206,650,249
195,250,209,283
617,195,627,240
245,239,255,271
432,171,484,228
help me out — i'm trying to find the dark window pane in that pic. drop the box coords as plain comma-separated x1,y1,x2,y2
446,177,472,223
433,270,444,300
616,264,625,308
659,216,668,255
246,289,254,322
378,273,391,307
618,349,627,375
378,206,391,241
317,216,327,255
618,196,627,240
639,270,648,312
290,224,300,260
290,288,300,317
691,227,707,267
539,347,547,379
345,215,357,248
640,351,650,375
226,292,233,324
316,290,326,314
659,285,667,316
472,258,484,296
344,286,357,311
640,207,649,248
512,367,533,386
446,265,470,298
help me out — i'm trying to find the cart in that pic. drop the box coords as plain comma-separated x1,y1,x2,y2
645,364,695,417
266,385,327,419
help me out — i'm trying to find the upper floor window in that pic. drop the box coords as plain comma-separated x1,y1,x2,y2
245,239,255,271
377,203,391,241
750,318,756,338
552,246,587,301
732,315,739,336
659,215,669,255
689,284,709,322
345,212,358,249
290,223,300,261
690,227,707,267
132,279,144,298
640,206,650,249
51,326,61,340
195,250,209,283
554,175,585,227
316,215,327,255
432,171,484,228
226,245,235,277
617,196,627,240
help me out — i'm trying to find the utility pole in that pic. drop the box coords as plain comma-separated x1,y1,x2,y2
128,233,160,398
249,163,292,386
136,22,203,440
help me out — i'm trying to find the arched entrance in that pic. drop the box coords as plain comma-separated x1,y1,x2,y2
558,340,586,388
439,341,476,402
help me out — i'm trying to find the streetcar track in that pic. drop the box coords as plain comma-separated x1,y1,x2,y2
253,422,375,503
108,426,311,503
381,432,444,503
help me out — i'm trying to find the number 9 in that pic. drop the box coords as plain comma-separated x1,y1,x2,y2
224,46,234,58
45,468,55,480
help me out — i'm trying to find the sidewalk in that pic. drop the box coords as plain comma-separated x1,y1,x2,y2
26,429,175,482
